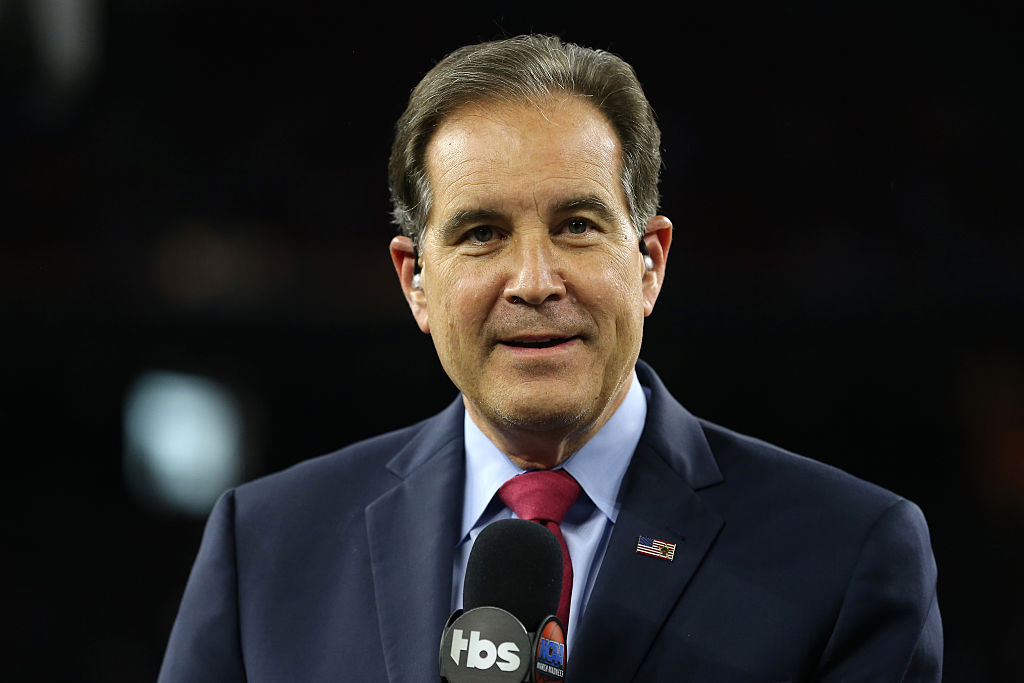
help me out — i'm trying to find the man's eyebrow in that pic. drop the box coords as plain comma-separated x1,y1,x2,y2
436,208,507,242
552,195,619,224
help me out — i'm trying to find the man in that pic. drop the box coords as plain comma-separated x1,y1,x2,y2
159,35,941,681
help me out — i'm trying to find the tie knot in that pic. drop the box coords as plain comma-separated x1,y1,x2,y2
497,469,581,525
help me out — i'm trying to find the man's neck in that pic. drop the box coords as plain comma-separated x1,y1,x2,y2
463,378,633,470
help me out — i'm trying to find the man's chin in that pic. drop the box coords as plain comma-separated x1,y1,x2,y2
476,388,595,433
490,402,587,432
462,371,608,434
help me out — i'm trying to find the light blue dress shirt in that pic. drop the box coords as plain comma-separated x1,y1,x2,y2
451,371,648,648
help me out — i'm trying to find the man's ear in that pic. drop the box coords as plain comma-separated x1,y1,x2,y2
641,215,673,317
389,235,430,334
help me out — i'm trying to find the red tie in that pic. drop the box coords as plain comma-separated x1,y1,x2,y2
497,469,581,628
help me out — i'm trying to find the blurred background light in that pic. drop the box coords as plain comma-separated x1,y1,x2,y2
27,0,101,114
123,370,244,516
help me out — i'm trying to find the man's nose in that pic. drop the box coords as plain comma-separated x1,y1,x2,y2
503,236,566,305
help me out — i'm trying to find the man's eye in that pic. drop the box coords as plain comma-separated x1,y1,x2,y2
566,218,592,234
468,226,495,242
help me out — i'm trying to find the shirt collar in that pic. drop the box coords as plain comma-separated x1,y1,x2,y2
460,370,647,541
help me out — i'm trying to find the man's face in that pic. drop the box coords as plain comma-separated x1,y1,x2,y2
397,95,668,439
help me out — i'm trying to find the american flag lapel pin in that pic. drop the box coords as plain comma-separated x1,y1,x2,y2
636,535,676,561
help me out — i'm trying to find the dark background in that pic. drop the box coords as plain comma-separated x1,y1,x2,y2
3,1,1022,680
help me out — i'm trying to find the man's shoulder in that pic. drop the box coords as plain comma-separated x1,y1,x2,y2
638,360,907,516
703,418,895,491
230,410,451,519
695,417,920,530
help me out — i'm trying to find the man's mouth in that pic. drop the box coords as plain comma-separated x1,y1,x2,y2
499,336,579,349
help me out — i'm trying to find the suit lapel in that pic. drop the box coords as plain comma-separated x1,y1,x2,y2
365,399,465,683
568,362,725,682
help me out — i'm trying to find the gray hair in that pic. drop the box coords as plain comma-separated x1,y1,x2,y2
388,34,662,245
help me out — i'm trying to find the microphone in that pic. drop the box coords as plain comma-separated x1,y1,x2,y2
440,519,568,682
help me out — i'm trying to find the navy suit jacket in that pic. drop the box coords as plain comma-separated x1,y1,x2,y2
159,362,941,682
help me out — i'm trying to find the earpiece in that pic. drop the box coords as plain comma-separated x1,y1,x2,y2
412,245,423,290
639,239,654,272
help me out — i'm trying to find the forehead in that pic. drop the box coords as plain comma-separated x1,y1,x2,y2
423,96,627,226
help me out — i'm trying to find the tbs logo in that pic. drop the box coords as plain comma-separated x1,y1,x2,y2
440,607,531,681
449,629,521,671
